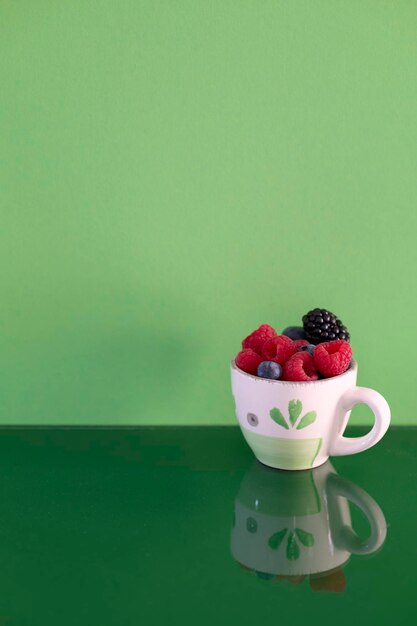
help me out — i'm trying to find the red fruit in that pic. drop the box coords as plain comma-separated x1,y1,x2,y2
262,335,297,365
242,324,277,355
314,340,352,378
282,352,319,382
235,349,263,375
293,339,309,349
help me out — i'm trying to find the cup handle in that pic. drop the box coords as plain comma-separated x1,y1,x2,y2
330,387,391,457
327,473,387,555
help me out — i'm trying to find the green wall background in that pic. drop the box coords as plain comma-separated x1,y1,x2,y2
0,0,416,425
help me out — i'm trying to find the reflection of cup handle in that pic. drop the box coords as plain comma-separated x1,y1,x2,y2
328,474,387,555
330,387,391,457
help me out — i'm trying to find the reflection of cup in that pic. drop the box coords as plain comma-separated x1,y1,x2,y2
231,359,390,470
231,461,387,582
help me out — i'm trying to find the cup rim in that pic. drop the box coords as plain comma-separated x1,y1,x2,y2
231,358,357,386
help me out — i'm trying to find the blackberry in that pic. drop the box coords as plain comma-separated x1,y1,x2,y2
302,308,350,345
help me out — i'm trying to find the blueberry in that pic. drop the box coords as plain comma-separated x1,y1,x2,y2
299,343,315,355
282,326,306,340
257,361,282,380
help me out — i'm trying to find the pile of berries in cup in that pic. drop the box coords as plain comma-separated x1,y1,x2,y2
235,308,353,382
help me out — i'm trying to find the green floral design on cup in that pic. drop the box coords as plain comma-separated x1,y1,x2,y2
270,400,317,430
268,527,314,561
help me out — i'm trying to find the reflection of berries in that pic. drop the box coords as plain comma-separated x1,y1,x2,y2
255,572,274,580
282,352,319,382
235,349,263,375
276,575,306,586
242,324,277,354
262,335,297,365
302,309,350,344
310,568,346,593
314,340,352,378
237,562,253,572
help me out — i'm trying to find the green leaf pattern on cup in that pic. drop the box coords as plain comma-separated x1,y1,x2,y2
269,400,317,430
268,527,314,561
296,410,317,430
288,399,302,426
269,408,289,430
286,531,300,560
268,528,287,550
295,527,314,547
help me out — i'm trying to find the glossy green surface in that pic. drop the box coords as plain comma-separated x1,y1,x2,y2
1,1,417,425
0,426,414,624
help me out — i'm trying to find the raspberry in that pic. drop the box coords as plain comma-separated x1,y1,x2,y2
242,324,277,355
293,339,309,349
282,352,319,382
235,349,263,375
313,340,352,378
262,335,297,365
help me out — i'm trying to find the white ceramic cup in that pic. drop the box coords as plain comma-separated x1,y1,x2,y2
231,359,390,470
231,460,387,578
